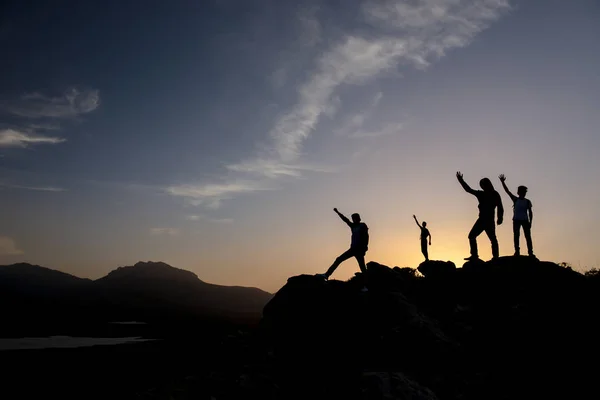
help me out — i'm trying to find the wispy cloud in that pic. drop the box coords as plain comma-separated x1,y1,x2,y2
149,228,180,236
271,0,510,161
166,179,274,209
0,236,23,256
226,158,337,179
271,36,408,162
0,87,100,150
0,129,65,148
186,214,234,224
166,0,510,210
5,88,100,119
0,182,66,192
333,91,390,138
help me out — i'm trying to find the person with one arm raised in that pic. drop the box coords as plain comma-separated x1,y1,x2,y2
456,171,504,261
413,215,431,261
318,208,369,290
499,174,535,257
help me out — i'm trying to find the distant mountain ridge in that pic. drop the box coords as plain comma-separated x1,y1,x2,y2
100,261,200,283
0,261,273,330
0,262,90,284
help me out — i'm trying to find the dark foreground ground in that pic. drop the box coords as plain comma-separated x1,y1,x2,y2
4,256,600,400
2,322,265,400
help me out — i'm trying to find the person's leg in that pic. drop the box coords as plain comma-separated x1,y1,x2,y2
523,220,534,255
354,250,367,274
354,250,369,291
421,240,429,260
468,219,485,258
513,220,521,255
484,221,499,259
325,248,355,277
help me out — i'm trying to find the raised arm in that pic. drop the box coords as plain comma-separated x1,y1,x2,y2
496,192,504,225
333,208,351,227
456,171,477,195
413,214,422,228
498,174,517,202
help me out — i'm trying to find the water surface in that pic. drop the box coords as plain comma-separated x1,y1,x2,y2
0,335,155,351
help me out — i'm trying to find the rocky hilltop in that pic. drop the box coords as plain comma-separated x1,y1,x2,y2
252,256,600,400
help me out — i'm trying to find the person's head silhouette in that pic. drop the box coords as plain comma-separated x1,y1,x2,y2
517,185,528,198
479,177,494,192
422,221,427,227
351,213,361,223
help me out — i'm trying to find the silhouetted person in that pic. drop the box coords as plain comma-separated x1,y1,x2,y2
318,208,369,286
413,215,431,261
499,174,535,257
456,171,504,261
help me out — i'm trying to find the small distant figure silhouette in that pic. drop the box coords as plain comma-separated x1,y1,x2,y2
456,171,504,261
499,174,535,257
318,208,369,290
413,215,431,261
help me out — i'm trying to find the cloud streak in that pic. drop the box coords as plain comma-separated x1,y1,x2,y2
186,214,234,224
0,129,65,147
166,179,274,209
226,158,337,178
0,182,66,192
5,88,100,119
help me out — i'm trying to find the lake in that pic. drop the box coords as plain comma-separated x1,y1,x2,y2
0,335,156,351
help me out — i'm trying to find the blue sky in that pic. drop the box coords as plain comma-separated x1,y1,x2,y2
1,0,599,291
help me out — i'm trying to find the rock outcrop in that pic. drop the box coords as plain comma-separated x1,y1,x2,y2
257,256,600,400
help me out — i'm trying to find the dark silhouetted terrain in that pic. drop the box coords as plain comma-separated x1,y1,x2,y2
3,257,600,400
0,261,273,337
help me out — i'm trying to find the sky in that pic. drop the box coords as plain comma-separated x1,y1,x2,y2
1,0,599,293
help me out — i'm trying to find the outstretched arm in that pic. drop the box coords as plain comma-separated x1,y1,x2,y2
413,214,422,228
333,208,352,227
496,192,504,225
499,174,517,202
456,171,477,195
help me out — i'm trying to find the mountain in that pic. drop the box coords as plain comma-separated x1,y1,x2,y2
0,261,273,332
0,263,93,328
94,261,273,323
0,262,91,291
